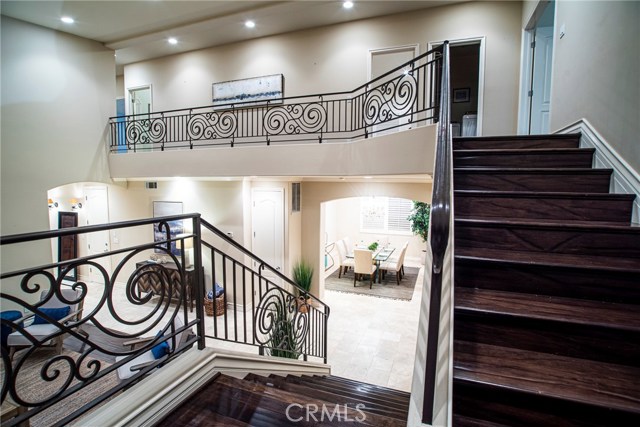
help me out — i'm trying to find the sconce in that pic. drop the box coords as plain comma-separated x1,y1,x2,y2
48,198,58,209
70,198,83,210
176,233,194,267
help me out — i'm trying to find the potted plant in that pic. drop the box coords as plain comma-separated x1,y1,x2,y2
367,242,379,251
292,259,313,313
407,201,431,263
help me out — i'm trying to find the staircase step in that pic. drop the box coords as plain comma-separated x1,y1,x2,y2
455,247,640,303
454,168,612,192
455,218,640,258
280,375,410,412
453,148,594,168
454,190,635,223
245,374,407,421
452,414,512,427
454,341,640,415
453,133,581,150
454,288,640,366
312,375,411,400
454,376,640,427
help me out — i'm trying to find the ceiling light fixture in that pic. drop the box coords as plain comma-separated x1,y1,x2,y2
245,20,255,28
168,37,178,45
343,1,354,9
60,16,74,24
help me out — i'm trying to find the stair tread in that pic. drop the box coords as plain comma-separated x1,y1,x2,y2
454,341,640,413
454,148,594,155
319,375,411,398
454,190,636,201
455,247,640,272
455,288,640,332
455,167,612,174
456,217,640,231
453,133,581,142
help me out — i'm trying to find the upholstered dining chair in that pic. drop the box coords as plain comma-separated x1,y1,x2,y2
115,315,189,380
7,287,84,360
381,243,408,285
335,239,354,278
353,249,377,289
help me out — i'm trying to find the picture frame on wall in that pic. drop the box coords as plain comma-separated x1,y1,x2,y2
153,201,183,255
453,87,471,103
212,74,284,107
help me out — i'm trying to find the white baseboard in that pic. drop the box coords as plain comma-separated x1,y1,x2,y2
556,119,640,224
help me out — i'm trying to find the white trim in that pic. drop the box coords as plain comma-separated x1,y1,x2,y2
367,44,420,82
428,37,486,136
555,118,640,224
126,84,153,116
74,348,331,427
517,29,535,134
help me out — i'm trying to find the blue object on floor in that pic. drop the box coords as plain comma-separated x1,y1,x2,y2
1,310,22,349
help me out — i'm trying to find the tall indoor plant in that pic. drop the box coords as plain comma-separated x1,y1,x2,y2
407,201,431,242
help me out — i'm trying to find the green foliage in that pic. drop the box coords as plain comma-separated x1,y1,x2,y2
367,242,379,251
268,300,300,359
292,259,313,297
407,201,431,242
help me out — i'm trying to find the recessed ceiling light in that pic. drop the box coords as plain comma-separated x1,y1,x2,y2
364,176,373,179
168,37,178,45
60,16,74,24
343,1,354,9
245,20,255,28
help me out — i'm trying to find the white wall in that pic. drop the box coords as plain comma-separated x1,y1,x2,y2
124,1,522,136
550,0,640,172
0,17,115,306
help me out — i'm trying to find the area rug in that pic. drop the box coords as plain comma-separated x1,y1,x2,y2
324,266,420,301
1,343,120,426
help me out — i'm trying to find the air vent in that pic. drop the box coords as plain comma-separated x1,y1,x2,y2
145,181,158,189
292,182,301,212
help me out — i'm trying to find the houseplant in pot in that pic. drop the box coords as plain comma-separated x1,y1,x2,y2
292,259,313,313
407,201,431,263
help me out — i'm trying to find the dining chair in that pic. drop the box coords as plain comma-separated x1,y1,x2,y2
7,288,84,360
353,249,377,289
381,243,408,285
336,239,354,278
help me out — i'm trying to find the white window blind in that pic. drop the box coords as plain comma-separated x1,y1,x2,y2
360,197,412,234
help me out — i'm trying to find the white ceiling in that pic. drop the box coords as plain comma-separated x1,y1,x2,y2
1,0,464,72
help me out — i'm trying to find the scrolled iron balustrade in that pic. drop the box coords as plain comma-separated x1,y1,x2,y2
109,46,443,151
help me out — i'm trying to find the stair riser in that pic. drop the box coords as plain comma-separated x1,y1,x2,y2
455,194,633,223
454,312,640,367
453,380,640,427
455,223,640,258
455,261,640,303
454,151,593,169
454,171,611,192
453,136,580,150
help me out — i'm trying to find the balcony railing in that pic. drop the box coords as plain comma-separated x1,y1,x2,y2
109,46,443,152
0,214,328,426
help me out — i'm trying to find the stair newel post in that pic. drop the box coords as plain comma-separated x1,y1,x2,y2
192,215,206,350
323,305,330,364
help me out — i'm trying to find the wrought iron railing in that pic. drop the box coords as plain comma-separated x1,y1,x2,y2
199,219,329,363
109,46,443,152
422,41,452,424
1,213,328,426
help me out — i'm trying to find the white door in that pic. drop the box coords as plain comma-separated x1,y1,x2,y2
529,26,554,134
369,46,417,136
85,187,112,283
251,189,284,277
128,85,152,151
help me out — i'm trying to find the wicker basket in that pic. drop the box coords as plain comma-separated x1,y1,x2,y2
205,295,225,316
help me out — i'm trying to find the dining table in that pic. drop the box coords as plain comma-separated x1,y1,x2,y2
347,245,396,283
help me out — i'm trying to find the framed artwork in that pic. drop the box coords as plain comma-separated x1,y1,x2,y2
212,74,284,107
453,88,471,103
58,211,78,280
153,201,184,255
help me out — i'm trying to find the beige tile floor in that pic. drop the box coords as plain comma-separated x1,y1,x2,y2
76,262,423,392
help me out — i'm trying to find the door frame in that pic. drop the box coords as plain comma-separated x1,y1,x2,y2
428,36,485,136
126,84,153,116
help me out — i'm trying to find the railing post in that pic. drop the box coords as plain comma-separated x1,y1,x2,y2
323,305,329,364
192,215,206,350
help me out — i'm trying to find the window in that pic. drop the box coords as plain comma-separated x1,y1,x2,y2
360,197,412,234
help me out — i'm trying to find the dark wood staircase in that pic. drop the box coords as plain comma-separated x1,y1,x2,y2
158,373,410,426
452,133,640,426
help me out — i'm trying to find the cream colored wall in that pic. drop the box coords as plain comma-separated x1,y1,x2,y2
124,1,522,135
116,75,125,99
1,17,115,307
522,0,543,28
324,197,426,264
302,181,432,301
550,0,640,172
